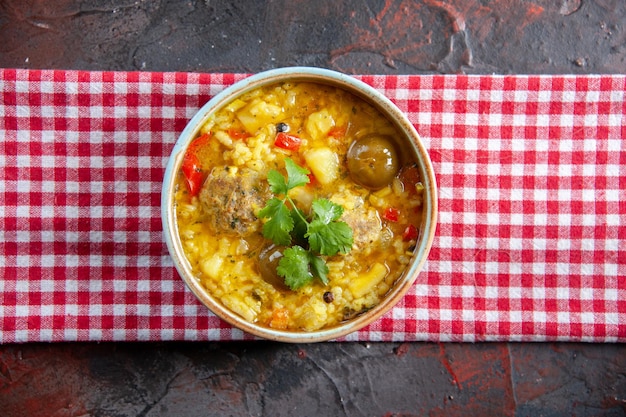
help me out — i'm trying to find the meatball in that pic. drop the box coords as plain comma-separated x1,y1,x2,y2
339,197,384,251
199,166,270,236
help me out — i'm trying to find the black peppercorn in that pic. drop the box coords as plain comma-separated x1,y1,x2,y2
276,122,289,132
323,291,334,303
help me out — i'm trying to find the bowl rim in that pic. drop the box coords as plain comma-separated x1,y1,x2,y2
161,66,438,343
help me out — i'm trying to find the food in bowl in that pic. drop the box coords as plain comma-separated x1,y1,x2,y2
172,79,426,333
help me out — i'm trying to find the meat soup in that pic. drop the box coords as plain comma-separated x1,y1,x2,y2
174,81,424,331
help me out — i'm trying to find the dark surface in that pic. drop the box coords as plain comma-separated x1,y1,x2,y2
2,0,626,74
0,342,625,416
1,0,625,416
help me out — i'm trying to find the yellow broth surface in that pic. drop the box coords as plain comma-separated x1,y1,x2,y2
175,82,424,331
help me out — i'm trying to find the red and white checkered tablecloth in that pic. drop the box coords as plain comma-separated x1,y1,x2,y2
0,69,624,343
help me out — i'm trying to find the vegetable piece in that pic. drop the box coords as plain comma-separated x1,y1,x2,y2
305,109,335,141
347,134,400,190
304,147,339,185
306,173,317,187
200,253,224,280
269,307,290,329
258,244,289,290
327,125,347,138
221,293,259,323
225,98,247,112
274,132,302,151
237,99,283,134
348,262,389,298
402,224,418,241
182,133,211,197
382,207,399,222
288,185,314,212
257,158,353,290
182,153,203,197
228,128,251,141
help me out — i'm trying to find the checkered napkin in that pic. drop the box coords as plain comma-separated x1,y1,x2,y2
0,69,624,343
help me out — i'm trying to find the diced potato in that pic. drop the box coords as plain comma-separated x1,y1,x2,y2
214,130,233,147
225,98,247,112
201,253,224,279
305,109,335,141
288,185,315,212
299,299,329,331
237,99,283,134
222,293,260,323
372,186,391,198
304,147,339,185
349,263,389,298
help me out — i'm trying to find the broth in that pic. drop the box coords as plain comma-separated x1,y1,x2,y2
175,82,423,331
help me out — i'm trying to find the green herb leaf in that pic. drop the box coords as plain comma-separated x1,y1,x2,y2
258,197,293,246
278,246,314,289
307,219,353,256
309,254,329,285
307,198,353,256
257,158,353,290
311,198,344,224
290,207,309,247
266,169,288,195
284,157,310,190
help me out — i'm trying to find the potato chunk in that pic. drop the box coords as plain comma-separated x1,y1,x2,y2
305,109,335,141
237,98,283,134
304,147,339,185
349,263,389,298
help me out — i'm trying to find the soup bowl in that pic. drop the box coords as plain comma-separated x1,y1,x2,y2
162,67,437,342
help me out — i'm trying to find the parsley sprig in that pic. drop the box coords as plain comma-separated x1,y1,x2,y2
257,158,353,290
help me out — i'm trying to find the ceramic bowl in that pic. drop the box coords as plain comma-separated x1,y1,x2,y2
162,67,437,342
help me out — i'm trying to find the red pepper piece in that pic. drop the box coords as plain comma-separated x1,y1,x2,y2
306,173,317,187
274,132,302,151
182,133,211,197
328,125,347,138
382,207,399,222
402,224,418,241
228,128,251,141
187,132,211,155
182,153,204,197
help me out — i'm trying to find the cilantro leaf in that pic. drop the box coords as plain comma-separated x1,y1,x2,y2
278,247,329,290
284,157,310,190
278,246,314,289
258,197,294,246
290,207,309,247
257,158,354,290
266,169,288,195
307,198,353,256
307,219,353,256
309,254,329,285
311,198,344,224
